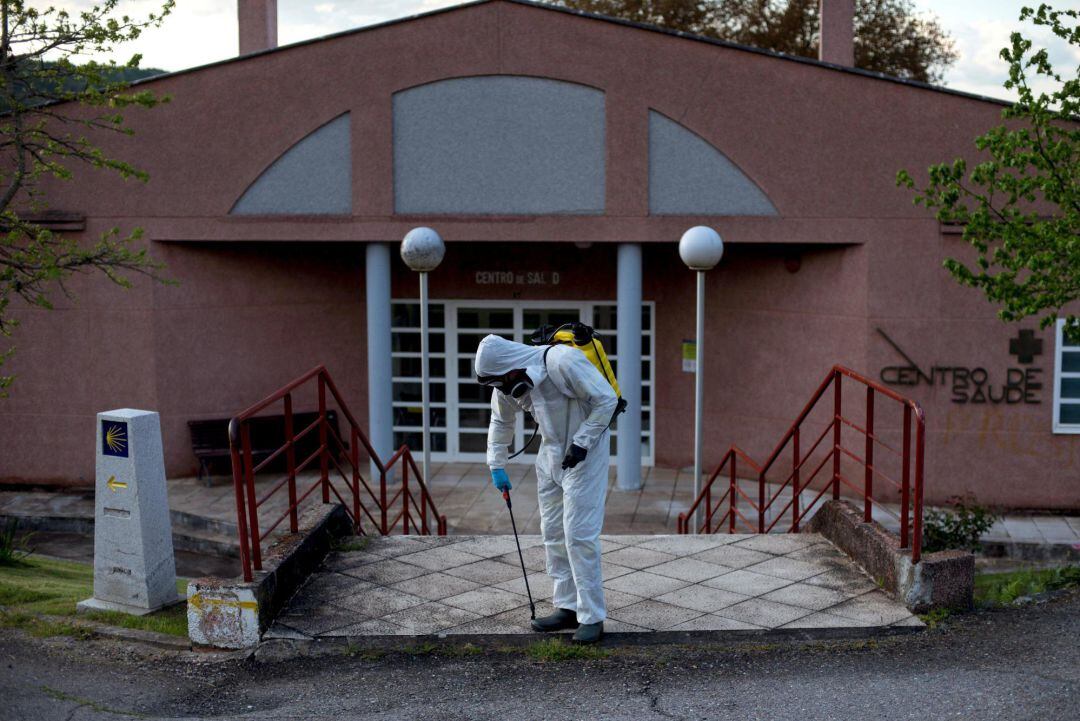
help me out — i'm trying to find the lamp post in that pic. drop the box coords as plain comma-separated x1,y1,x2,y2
679,226,724,532
400,227,445,489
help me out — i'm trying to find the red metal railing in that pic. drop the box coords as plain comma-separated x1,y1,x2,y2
228,365,446,582
679,366,926,563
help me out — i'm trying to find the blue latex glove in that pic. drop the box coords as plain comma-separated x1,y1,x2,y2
491,468,511,493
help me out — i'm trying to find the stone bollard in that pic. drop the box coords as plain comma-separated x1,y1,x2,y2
78,409,180,615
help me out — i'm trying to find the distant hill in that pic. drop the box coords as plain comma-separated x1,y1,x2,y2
34,64,170,95
0,64,169,111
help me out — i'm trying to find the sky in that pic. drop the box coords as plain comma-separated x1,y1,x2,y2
40,1,1080,102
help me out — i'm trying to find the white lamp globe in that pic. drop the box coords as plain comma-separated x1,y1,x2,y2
400,227,445,272
678,226,724,271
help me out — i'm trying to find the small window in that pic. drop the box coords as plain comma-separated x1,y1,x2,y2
1053,319,1080,434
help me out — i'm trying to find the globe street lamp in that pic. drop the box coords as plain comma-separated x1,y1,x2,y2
679,226,724,532
400,227,445,489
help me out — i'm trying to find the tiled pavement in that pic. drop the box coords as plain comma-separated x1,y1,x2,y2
4,462,1078,550
266,533,923,640
156,463,695,536
161,462,1080,545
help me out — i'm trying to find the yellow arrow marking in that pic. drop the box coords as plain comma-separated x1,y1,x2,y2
188,593,258,613
106,476,127,493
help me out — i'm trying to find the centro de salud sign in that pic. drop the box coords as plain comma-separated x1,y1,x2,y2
877,328,1044,405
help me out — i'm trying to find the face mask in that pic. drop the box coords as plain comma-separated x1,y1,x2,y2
477,368,533,398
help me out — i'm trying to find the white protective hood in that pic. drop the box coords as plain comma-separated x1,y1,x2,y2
473,335,550,387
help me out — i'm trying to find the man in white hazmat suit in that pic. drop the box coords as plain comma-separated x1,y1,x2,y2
474,334,618,644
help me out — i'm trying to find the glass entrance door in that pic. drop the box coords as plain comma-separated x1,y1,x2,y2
392,299,653,464
454,304,584,459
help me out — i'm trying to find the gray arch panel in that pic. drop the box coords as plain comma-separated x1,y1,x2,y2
231,113,351,215
649,111,776,216
393,76,605,215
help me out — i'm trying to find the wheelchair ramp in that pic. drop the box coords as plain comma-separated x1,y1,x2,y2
266,533,922,640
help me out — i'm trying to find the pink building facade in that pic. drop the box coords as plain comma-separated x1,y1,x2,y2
1,0,1076,510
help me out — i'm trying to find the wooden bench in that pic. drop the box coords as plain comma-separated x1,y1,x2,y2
188,411,342,487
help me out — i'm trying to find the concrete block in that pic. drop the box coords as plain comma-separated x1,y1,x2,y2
691,544,774,569
608,600,701,630
656,584,749,613
605,570,689,597
603,546,676,570
391,572,482,601
744,556,822,581
187,502,351,649
715,598,812,629
79,409,178,615
702,569,791,597
807,499,975,613
443,559,523,584
648,557,732,583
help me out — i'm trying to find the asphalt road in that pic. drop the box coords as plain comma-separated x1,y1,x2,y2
2,590,1078,721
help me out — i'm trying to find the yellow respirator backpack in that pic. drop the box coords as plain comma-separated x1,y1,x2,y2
529,321,629,424
505,321,629,460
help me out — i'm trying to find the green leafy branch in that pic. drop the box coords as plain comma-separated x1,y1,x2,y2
898,4,1080,336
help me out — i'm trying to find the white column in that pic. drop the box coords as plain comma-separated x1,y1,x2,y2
616,243,643,491
366,243,393,479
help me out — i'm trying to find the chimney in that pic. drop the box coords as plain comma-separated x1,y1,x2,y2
238,0,277,55
818,0,854,66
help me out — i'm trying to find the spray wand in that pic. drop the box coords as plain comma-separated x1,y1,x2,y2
502,490,536,620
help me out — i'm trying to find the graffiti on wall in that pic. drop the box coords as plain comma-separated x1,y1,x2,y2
877,328,1044,404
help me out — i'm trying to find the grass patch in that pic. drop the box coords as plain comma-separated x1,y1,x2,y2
78,606,188,637
330,535,370,553
0,519,34,566
975,566,1080,607
344,643,387,661
0,612,97,639
0,556,188,637
918,607,952,629
526,638,611,661
404,641,440,655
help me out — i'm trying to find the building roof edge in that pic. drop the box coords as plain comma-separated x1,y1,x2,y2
129,0,1013,109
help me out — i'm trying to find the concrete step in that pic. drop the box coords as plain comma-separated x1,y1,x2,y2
265,532,923,644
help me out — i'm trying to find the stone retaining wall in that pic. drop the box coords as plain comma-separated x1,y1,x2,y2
187,503,350,649
808,500,974,613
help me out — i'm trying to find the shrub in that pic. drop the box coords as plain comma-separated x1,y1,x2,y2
976,566,1080,607
922,495,998,553
0,519,33,566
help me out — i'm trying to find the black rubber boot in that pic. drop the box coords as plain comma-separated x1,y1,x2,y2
572,621,603,644
530,608,579,632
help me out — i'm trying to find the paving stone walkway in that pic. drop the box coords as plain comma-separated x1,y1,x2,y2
266,533,922,640
8,462,1077,547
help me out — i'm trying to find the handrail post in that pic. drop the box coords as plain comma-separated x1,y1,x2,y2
913,414,925,563
421,478,429,535
283,393,298,534
729,453,737,534
704,484,712,534
757,469,765,533
402,457,411,535
901,405,911,550
318,374,330,504
792,427,801,532
229,427,253,583
832,370,842,500
351,426,361,535
241,423,262,571
864,387,874,522
380,465,388,535
677,512,686,534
